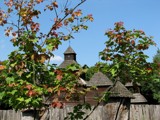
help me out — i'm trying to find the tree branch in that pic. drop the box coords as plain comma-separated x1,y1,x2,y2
47,0,87,37
64,0,69,10
41,0,87,47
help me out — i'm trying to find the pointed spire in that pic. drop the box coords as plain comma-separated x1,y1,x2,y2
64,46,76,54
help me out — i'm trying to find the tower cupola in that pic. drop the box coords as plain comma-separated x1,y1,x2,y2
59,46,78,68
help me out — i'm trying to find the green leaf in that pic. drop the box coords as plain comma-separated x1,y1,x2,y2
32,99,40,106
17,97,24,102
110,68,117,76
26,72,33,78
6,77,15,84
10,62,17,67
0,92,5,100
84,103,91,110
46,44,53,51
68,66,77,71
49,71,55,76
83,25,88,30
32,38,38,43
10,90,18,95
25,98,32,104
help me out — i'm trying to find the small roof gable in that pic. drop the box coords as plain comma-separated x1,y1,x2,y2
131,93,147,103
125,81,141,87
110,81,134,98
64,46,76,54
78,78,87,86
87,72,113,86
59,60,77,68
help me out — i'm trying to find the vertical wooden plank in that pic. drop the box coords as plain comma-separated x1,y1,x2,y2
130,104,160,120
1,105,160,120
86,106,103,120
0,110,22,120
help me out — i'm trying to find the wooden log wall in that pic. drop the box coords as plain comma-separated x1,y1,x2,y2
0,105,160,120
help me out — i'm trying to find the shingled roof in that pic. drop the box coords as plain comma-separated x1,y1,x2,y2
59,46,78,68
125,82,147,103
131,93,147,103
59,60,77,68
125,81,141,87
64,46,76,54
110,81,134,98
87,72,113,86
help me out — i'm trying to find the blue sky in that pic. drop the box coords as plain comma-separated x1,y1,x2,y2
1,0,160,66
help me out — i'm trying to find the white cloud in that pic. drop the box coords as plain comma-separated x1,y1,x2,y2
50,55,63,63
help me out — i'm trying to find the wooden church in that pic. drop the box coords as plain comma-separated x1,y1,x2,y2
58,46,147,105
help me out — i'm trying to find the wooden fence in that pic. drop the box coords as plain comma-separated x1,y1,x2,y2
0,104,160,120
0,110,22,120
130,105,160,120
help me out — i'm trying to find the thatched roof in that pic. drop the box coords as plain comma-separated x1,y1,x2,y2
64,46,76,54
110,81,134,98
59,60,77,68
131,93,147,103
87,72,113,87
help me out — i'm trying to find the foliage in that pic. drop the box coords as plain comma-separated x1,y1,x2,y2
151,49,160,102
64,103,91,120
0,0,93,113
141,49,160,103
85,62,111,80
153,49,160,63
100,22,155,84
